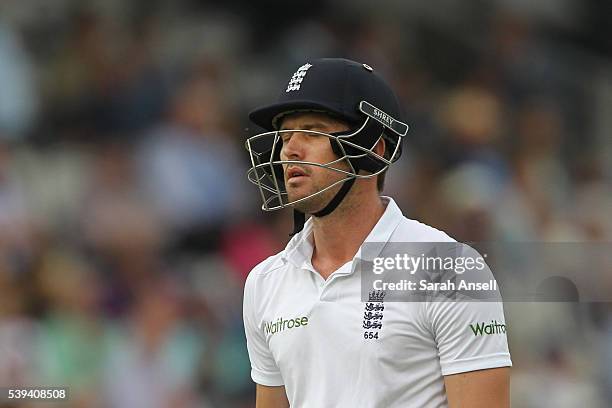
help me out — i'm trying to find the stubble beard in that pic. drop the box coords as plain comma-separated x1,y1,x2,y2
287,177,343,215
285,160,352,214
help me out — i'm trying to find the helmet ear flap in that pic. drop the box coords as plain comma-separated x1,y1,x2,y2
329,120,389,174
382,129,402,163
329,136,345,158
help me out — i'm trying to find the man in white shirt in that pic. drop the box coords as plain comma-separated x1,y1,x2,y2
243,58,511,407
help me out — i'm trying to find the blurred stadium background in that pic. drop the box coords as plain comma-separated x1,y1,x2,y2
0,0,610,407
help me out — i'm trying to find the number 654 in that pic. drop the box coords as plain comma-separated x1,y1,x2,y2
363,331,379,339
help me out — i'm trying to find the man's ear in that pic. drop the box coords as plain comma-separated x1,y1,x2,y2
375,136,386,158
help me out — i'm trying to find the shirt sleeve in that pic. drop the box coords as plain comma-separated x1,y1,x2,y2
243,268,285,386
426,245,512,376
427,299,512,376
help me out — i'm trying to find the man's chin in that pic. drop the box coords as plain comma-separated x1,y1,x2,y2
288,191,321,214
287,191,312,206
287,180,345,213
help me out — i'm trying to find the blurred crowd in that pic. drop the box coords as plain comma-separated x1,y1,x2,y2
0,0,610,407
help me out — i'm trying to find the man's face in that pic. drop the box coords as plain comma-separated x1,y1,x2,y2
279,112,351,214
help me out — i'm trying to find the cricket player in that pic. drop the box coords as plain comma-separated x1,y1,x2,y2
243,58,511,407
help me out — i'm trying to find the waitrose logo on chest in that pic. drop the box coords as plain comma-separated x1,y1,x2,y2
264,316,309,335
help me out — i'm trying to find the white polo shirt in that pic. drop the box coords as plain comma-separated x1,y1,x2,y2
243,197,511,407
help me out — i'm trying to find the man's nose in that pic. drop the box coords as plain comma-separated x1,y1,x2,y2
280,132,307,160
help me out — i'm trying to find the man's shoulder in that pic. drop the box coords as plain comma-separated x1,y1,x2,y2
394,215,456,243
245,251,287,283
243,251,292,305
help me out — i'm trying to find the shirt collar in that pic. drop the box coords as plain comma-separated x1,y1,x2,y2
281,196,404,269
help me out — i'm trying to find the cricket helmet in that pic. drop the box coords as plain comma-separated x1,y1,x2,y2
245,58,408,234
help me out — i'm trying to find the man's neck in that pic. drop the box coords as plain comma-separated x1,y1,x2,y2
310,190,386,280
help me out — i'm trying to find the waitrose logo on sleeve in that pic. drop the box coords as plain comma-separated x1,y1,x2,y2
469,320,507,336
264,316,309,335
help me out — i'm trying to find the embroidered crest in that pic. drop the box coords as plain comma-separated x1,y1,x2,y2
286,63,312,92
363,290,386,339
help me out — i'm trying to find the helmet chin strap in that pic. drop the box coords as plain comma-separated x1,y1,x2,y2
289,175,357,236
289,210,307,237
